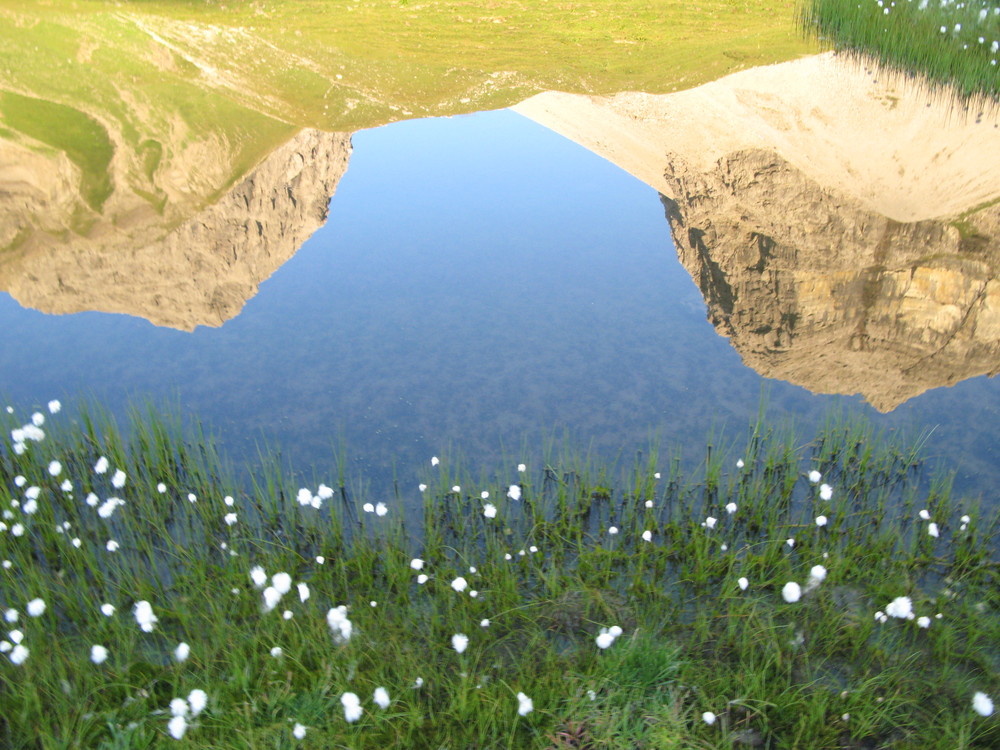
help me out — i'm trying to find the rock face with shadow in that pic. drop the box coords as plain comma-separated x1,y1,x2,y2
0,128,351,331
661,148,1000,411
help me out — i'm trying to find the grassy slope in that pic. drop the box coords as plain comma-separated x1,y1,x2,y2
0,0,815,234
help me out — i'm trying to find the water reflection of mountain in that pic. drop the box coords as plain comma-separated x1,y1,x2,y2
513,53,1000,411
660,149,1000,411
0,128,351,330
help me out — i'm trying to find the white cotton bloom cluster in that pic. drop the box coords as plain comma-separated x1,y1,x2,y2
885,596,913,619
90,645,108,664
483,503,497,519
451,576,468,593
26,598,45,617
703,516,717,529
250,566,267,588
327,606,353,643
174,642,190,662
738,576,749,591
702,711,717,725
341,692,362,722
973,691,994,717
725,502,737,514
166,689,208,740
451,633,469,654
516,692,533,716
97,497,125,519
595,625,623,649
373,686,391,709
819,484,833,501
507,484,521,501
782,582,802,603
111,470,127,489
804,565,827,593
293,723,307,740
133,601,158,632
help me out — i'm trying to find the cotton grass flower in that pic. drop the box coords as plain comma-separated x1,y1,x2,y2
90,645,108,664
100,603,115,617
417,574,428,584
702,711,717,725
167,715,187,739
641,529,652,542
451,576,468,592
297,583,310,602
782,582,802,603
341,692,362,722
111,469,126,489
725,502,737,514
26,598,45,617
94,456,109,474
928,522,939,538
106,540,119,552
3,609,16,623
808,470,821,483
451,633,469,654
133,600,158,632
373,686,391,709
885,596,913,619
271,573,292,595
262,587,282,612
918,509,931,520
157,482,167,493
169,698,188,717
431,456,439,466
516,692,533,716
917,616,931,628
327,606,353,643
293,723,307,740
410,558,424,570
47,399,61,413
815,515,828,527
819,483,833,500
47,460,61,476
224,512,237,526
174,642,190,662
362,502,374,513
480,618,491,628
483,503,497,518
973,691,994,717
375,502,388,516
9,644,28,666
608,526,618,535
187,689,207,716
250,566,267,588
270,646,283,658
738,576,749,590
703,516,717,529
507,484,521,501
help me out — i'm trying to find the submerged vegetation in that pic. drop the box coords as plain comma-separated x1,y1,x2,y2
0,401,996,748
803,0,1000,100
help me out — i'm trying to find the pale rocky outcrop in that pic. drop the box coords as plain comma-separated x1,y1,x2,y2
661,149,1000,412
0,128,352,330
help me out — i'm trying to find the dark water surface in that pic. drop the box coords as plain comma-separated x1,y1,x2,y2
2,110,998,500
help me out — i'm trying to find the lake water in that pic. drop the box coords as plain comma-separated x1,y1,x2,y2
2,108,999,502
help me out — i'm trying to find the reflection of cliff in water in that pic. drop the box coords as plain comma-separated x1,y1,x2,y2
0,128,351,330
661,149,1000,412
512,54,1000,411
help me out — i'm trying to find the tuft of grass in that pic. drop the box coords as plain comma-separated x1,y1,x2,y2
802,0,1000,101
0,399,996,748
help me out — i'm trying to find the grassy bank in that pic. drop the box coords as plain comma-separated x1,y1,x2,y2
0,401,997,748
803,0,1000,101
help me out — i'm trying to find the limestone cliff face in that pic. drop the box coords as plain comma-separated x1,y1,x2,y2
662,149,1000,411
0,128,352,330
